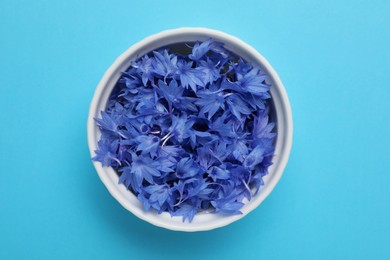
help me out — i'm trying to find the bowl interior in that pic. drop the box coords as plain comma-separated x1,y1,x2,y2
88,28,292,231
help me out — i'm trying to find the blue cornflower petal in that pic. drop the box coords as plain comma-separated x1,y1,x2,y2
232,139,249,161
152,50,178,78
195,84,226,119
176,60,205,92
167,113,193,143
209,40,230,59
236,67,270,96
176,157,202,179
158,145,183,159
135,135,160,157
189,39,212,61
131,55,154,86
211,200,244,215
155,156,175,173
208,166,231,181
196,58,221,85
156,79,198,113
92,138,121,167
120,152,162,191
209,113,236,138
233,58,253,76
226,94,252,120
94,111,125,139
144,184,171,206
253,110,276,139
137,193,152,211
244,145,265,170
171,203,198,223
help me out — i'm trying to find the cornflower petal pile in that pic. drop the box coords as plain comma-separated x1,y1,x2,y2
93,39,276,222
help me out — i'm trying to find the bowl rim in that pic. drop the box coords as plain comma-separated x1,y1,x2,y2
87,27,293,232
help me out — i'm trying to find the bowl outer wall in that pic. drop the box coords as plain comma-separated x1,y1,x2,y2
87,27,293,232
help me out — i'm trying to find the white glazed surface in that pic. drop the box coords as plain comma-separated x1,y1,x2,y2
87,28,293,232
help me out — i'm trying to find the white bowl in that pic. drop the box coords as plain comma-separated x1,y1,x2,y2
87,28,293,232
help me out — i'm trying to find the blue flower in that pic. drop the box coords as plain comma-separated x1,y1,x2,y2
195,83,226,119
135,135,160,157
208,40,230,59
129,88,156,112
196,144,216,170
252,110,276,143
156,79,197,113
131,55,154,86
176,60,205,92
152,50,177,78
244,145,265,170
225,94,252,121
233,59,253,76
252,157,273,195
209,112,236,138
231,139,249,161
185,177,208,198
238,92,266,110
118,152,162,192
93,38,276,222
171,203,198,223
94,111,126,139
189,129,216,149
143,184,171,207
166,113,193,144
236,67,270,96
157,145,183,162
208,166,230,181
92,138,121,167
189,39,213,61
196,58,221,85
189,39,230,62
211,200,244,215
208,140,233,164
155,156,175,174
176,157,202,179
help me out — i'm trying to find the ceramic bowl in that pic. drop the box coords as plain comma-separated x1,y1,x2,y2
87,27,293,232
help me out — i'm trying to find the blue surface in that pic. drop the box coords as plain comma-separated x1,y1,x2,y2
1,0,389,259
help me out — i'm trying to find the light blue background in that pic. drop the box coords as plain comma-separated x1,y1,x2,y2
1,0,389,259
